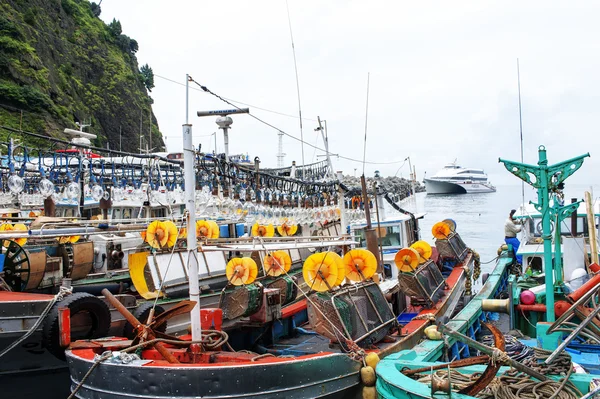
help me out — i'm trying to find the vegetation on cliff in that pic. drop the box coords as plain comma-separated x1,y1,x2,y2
0,0,163,151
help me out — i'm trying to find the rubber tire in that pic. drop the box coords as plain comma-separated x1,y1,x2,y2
122,302,167,339
42,292,111,360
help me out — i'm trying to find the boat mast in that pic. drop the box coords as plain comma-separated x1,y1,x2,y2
184,74,202,340
499,146,589,324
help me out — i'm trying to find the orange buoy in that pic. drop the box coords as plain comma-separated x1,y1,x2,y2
394,248,420,272
343,249,377,281
263,250,292,277
251,223,275,237
226,257,258,286
431,221,451,240
303,252,340,292
410,241,432,264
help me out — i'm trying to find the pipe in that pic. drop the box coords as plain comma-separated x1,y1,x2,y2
568,274,600,303
516,304,547,312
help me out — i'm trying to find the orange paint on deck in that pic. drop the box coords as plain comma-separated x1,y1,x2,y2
0,291,54,301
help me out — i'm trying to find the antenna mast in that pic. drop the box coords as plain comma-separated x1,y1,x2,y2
276,132,286,167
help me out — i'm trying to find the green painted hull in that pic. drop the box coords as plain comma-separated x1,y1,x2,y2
376,251,513,398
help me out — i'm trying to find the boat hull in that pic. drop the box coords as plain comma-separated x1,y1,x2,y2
66,351,361,399
424,179,496,194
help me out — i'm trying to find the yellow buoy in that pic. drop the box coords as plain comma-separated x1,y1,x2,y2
302,252,339,292
196,220,214,239
0,223,14,248
343,249,377,281
360,366,376,386
424,325,442,340
208,220,220,239
162,221,178,248
179,227,187,239
277,222,298,237
140,231,147,242
251,223,275,237
329,252,346,286
263,250,292,277
12,223,27,247
410,240,432,264
431,221,451,240
226,257,258,286
394,248,420,272
146,220,168,249
365,352,380,369
68,235,80,243
362,386,376,399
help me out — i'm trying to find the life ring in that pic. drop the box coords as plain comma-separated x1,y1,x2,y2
122,302,166,339
42,292,111,360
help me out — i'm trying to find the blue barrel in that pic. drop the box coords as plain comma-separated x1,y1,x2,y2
236,223,245,237
219,225,229,238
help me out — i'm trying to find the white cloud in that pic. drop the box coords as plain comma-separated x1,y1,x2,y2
100,0,600,185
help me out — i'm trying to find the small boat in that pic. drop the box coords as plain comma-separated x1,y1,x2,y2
424,162,496,194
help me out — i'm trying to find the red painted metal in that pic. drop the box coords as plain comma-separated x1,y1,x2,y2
554,300,571,317
516,304,546,312
200,308,223,331
281,299,307,319
568,273,600,303
0,291,54,301
58,306,71,348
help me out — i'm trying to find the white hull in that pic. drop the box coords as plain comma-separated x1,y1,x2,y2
424,178,496,194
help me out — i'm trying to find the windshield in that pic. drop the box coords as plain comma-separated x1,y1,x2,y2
355,224,403,248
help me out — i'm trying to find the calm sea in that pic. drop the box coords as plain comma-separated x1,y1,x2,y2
400,184,600,274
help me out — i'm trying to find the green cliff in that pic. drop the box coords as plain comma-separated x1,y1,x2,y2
0,0,164,151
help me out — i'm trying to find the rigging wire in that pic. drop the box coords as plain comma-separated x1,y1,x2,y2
188,78,407,166
154,74,318,122
517,59,526,218
362,72,370,176
285,0,305,179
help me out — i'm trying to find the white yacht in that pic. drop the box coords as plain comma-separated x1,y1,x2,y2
424,163,496,194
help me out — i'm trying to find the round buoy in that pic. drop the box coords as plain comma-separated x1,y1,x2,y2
146,221,167,248
343,249,377,281
394,248,420,272
329,252,346,286
520,290,536,305
410,241,432,263
360,366,376,386
277,223,298,237
162,221,178,248
432,221,451,239
208,220,220,238
365,352,380,369
441,218,457,232
303,252,339,292
251,223,275,237
226,257,258,286
263,251,292,277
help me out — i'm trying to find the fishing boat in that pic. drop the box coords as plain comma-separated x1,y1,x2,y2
375,145,600,398
424,162,496,194
62,93,478,398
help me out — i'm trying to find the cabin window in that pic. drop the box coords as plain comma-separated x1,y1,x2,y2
527,256,543,273
377,225,402,247
122,208,132,219
151,208,166,218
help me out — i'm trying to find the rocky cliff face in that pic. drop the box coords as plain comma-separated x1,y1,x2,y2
0,0,163,150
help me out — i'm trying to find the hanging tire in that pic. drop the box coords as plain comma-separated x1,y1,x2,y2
42,292,111,360
122,302,167,339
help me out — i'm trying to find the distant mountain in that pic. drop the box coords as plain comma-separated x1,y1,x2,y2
0,0,163,150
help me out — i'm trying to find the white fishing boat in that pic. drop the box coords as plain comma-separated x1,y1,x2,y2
424,162,496,194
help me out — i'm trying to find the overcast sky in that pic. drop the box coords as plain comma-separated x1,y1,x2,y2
100,1,600,185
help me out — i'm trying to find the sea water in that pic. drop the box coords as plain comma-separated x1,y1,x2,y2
401,184,600,274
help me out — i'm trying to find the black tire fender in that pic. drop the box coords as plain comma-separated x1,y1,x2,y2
122,302,166,339
42,292,111,360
